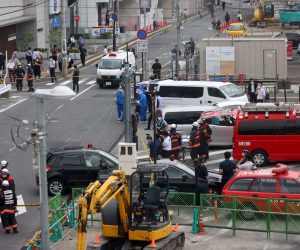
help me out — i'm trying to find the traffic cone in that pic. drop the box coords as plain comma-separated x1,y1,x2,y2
150,239,157,248
198,211,206,235
173,222,179,232
94,234,101,244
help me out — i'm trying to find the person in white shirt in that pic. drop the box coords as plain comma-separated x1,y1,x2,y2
104,45,108,56
237,11,243,22
161,130,172,158
7,60,15,82
32,48,39,62
237,154,257,170
256,82,266,103
49,57,57,83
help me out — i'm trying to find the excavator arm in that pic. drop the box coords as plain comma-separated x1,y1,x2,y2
77,170,130,250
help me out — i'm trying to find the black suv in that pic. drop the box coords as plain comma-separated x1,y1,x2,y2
36,146,119,196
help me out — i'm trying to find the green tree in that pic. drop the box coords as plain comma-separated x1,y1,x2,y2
18,32,34,51
48,30,61,49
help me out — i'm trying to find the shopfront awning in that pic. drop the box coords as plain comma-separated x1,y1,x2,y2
0,16,35,28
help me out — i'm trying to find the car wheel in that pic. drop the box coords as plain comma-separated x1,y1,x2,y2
251,149,268,167
238,202,257,220
48,179,66,196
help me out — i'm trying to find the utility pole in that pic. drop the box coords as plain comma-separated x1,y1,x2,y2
124,62,132,142
37,98,50,250
75,0,79,34
143,8,147,79
176,0,180,77
61,0,68,76
112,0,117,51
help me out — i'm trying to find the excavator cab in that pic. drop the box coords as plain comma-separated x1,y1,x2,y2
130,165,170,230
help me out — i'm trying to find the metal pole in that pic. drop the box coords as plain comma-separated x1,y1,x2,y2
113,0,117,51
141,53,144,80
37,98,49,250
124,62,132,142
153,96,157,164
176,0,180,77
75,0,79,35
143,9,147,79
61,0,68,76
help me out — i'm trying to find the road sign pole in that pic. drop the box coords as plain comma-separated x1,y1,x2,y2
61,0,68,77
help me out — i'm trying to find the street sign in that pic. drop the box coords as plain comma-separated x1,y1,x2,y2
74,15,80,22
51,17,61,28
137,29,147,40
111,13,118,21
137,40,148,52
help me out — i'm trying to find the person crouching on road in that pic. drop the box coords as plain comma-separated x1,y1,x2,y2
161,130,171,158
195,157,209,206
27,64,34,92
72,65,80,93
0,180,18,234
116,86,125,121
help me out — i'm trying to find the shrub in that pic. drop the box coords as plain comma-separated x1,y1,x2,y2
99,32,112,39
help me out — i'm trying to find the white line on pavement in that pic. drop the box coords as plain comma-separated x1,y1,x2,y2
70,84,95,101
54,104,64,111
206,158,224,165
59,79,72,86
86,81,96,85
79,78,89,84
9,146,16,152
0,98,28,113
209,149,232,156
45,82,56,86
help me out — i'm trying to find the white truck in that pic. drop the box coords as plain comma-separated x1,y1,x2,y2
96,50,136,88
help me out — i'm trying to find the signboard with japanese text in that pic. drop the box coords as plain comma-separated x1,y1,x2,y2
49,0,61,15
137,40,148,52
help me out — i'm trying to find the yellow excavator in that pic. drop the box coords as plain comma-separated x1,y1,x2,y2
252,0,275,25
77,165,185,250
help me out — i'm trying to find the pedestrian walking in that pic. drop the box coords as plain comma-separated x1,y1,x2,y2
225,12,230,23
105,11,110,26
49,57,57,83
32,48,39,63
14,64,25,91
0,52,5,76
216,19,221,31
152,59,162,79
116,86,125,121
248,78,257,103
188,37,195,56
195,157,209,206
25,47,33,65
33,60,41,80
72,65,80,93
79,46,87,66
26,64,34,92
7,60,15,82
222,1,226,11
219,151,236,187
256,82,266,103
51,45,58,63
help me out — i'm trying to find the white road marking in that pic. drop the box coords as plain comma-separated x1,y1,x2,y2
10,96,19,99
70,84,95,100
209,149,231,156
45,82,56,86
54,104,64,111
79,78,89,84
206,159,224,165
0,98,28,113
9,146,16,152
59,79,72,86
86,80,96,85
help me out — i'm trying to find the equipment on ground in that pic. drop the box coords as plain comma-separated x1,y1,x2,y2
251,0,275,26
77,166,185,250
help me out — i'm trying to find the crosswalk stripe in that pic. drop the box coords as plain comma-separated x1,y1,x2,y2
59,79,72,86
79,78,89,84
86,80,96,85
45,82,56,86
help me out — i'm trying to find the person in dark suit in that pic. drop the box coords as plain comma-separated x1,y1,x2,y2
247,78,257,103
72,65,80,93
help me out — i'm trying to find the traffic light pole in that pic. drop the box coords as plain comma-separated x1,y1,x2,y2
176,0,180,77
61,0,68,76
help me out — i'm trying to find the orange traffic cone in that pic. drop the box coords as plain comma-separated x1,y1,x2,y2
173,222,179,232
94,234,101,244
198,211,206,235
150,239,157,248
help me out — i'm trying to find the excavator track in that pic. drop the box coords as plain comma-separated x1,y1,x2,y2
87,232,185,250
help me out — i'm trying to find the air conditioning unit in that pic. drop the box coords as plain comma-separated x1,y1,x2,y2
118,142,137,176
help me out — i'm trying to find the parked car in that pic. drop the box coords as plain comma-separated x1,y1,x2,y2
276,32,300,49
36,145,119,196
227,23,247,37
222,164,300,220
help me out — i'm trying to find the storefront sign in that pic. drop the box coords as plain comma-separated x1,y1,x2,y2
50,0,61,15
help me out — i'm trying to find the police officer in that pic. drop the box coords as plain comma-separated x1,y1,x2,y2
189,122,201,166
0,180,18,234
195,157,209,206
198,119,212,160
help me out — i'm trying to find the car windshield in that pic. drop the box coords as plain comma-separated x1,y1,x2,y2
220,84,245,97
229,25,243,31
172,161,195,176
99,59,122,69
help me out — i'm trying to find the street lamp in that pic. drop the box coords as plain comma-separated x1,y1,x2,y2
34,86,76,250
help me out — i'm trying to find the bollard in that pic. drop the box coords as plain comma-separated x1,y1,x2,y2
213,199,219,222
198,211,206,235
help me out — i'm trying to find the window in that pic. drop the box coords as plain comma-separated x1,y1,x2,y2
238,120,300,135
280,179,300,194
229,178,254,191
47,154,63,168
165,167,184,177
99,59,122,69
206,117,220,126
159,86,203,98
62,154,81,166
102,157,117,169
84,153,102,168
250,178,277,193
165,111,203,124
220,84,245,98
208,87,226,99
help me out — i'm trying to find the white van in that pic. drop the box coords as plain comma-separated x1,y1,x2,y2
161,105,215,137
156,80,248,106
96,51,136,88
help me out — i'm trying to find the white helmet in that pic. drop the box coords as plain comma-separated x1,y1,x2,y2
170,124,176,128
192,122,198,127
197,119,204,124
2,168,9,174
2,180,9,187
1,160,7,167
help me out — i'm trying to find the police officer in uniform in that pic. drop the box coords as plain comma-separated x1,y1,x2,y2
195,157,209,206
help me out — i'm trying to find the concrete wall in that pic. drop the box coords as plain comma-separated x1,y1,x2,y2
198,38,287,81
0,0,24,21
